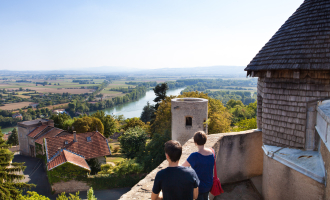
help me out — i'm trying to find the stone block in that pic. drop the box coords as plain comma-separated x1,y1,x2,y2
290,141,295,147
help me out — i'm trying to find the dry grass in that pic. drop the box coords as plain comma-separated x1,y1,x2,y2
0,102,32,110
24,87,95,94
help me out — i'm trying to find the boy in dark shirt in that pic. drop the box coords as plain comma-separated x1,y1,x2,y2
151,140,200,200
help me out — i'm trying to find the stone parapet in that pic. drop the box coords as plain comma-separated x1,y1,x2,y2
119,130,263,200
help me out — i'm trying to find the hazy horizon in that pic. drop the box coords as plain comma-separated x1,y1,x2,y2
0,0,304,71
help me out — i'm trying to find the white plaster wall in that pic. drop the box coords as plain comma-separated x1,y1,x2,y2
171,98,208,145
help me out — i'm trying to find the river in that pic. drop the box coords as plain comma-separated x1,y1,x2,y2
1,88,184,134
96,87,185,119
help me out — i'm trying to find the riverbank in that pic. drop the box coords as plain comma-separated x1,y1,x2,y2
91,87,185,119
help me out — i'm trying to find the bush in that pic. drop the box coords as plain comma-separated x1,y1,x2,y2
119,127,148,158
113,146,120,153
99,159,143,176
136,131,171,172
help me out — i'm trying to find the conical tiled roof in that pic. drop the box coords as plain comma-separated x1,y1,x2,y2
245,0,330,72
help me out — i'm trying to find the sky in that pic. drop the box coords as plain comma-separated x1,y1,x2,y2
0,0,304,71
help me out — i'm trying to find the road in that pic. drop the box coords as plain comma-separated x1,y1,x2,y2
13,155,130,200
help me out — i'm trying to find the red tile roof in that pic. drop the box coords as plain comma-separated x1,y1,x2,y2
27,125,48,138
35,128,65,145
47,149,90,171
46,131,111,160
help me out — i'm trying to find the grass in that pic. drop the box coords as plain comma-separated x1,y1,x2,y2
106,156,125,163
107,140,125,163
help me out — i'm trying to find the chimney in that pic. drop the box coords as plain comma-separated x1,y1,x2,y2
73,131,77,142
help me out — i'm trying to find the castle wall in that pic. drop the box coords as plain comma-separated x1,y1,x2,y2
171,98,208,145
256,70,330,149
262,153,324,200
320,141,330,200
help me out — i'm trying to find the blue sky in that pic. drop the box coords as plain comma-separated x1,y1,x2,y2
0,0,304,71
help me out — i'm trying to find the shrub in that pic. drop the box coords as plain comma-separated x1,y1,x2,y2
98,159,143,176
136,131,171,172
113,146,120,153
119,126,148,158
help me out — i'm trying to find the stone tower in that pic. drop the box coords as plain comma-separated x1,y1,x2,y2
245,0,330,150
171,98,208,145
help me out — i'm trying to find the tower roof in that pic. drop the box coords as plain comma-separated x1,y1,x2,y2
245,0,330,73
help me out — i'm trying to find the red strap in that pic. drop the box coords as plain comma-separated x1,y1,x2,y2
211,148,218,178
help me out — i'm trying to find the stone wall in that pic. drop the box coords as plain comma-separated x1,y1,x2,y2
262,153,324,200
18,125,35,156
171,98,208,145
119,130,263,200
51,180,90,194
256,70,330,149
320,141,330,200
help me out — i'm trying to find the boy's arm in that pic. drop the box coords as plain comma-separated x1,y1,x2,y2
193,187,199,199
151,191,163,200
181,160,191,167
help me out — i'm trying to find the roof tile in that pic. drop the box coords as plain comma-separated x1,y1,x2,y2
47,149,90,171
27,125,48,138
46,131,111,160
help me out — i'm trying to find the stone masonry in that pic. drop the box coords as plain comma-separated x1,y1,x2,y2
171,98,208,145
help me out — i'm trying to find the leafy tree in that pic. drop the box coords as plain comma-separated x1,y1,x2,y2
122,117,146,131
0,128,34,199
136,131,170,172
56,192,80,200
72,116,104,134
62,119,75,132
226,99,244,109
232,117,257,131
227,100,257,125
7,128,19,146
87,187,97,200
140,101,156,123
50,113,72,129
19,191,50,200
153,83,168,110
91,111,117,138
119,126,148,158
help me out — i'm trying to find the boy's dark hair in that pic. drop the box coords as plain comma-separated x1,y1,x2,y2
164,140,182,162
194,131,207,145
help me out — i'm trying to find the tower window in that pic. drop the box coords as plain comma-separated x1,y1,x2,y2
186,117,192,126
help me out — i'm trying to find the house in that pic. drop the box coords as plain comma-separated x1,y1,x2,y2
52,109,67,115
17,119,69,157
3,132,11,141
12,113,23,120
44,131,111,169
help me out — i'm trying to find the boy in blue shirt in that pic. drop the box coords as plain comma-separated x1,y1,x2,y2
151,140,200,200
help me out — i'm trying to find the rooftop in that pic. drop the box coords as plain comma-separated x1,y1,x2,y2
35,127,69,145
245,0,330,72
18,119,49,126
47,149,90,171
27,125,49,138
45,131,111,160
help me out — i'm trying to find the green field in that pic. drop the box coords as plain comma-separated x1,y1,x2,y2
209,86,257,92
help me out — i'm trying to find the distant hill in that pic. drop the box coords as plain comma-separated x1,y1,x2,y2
83,65,247,76
0,65,247,76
